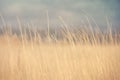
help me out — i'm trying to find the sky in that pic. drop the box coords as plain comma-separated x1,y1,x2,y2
0,0,120,28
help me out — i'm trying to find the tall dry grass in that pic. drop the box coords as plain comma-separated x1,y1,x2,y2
0,15,120,80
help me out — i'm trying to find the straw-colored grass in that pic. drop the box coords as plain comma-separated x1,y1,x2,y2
0,15,120,80
0,27,120,80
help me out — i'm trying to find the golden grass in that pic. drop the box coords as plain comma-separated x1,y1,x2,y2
0,15,120,80
0,34,120,80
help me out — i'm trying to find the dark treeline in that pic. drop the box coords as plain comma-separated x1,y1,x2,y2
0,25,120,44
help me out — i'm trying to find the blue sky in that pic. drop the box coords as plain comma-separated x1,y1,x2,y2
0,0,120,28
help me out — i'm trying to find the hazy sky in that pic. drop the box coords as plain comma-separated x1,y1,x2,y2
0,0,120,28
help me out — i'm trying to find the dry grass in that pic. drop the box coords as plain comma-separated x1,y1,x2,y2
0,15,120,80
0,31,120,80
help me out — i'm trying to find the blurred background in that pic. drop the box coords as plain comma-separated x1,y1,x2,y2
0,0,120,29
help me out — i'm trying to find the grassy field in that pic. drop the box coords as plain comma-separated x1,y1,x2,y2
0,16,120,80
0,28,120,80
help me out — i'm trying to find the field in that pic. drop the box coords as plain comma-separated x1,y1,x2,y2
0,17,120,80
